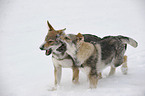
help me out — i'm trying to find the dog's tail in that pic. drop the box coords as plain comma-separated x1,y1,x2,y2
118,35,138,48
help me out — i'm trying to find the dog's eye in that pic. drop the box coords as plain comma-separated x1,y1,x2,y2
65,37,70,40
48,40,54,43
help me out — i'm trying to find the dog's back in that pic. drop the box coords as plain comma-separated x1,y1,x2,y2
100,35,138,67
83,34,101,43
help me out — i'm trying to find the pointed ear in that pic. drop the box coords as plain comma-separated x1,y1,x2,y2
61,28,66,31
57,28,66,32
57,28,66,35
47,20,55,31
76,33,84,41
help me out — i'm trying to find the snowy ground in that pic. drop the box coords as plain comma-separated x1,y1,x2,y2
0,0,145,96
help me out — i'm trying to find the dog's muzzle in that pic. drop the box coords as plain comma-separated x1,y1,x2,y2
40,45,52,56
40,45,44,50
45,49,52,56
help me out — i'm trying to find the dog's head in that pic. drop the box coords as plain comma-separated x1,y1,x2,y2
60,33,84,55
60,33,84,44
40,21,66,56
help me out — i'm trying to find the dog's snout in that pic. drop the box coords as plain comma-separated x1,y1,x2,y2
40,45,44,50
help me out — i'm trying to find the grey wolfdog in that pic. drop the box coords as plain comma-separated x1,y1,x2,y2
39,21,101,90
60,33,138,88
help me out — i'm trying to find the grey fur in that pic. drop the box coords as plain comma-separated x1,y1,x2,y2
40,34,101,88
100,35,138,67
60,34,138,82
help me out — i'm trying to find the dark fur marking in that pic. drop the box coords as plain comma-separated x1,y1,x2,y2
86,55,98,76
100,36,128,66
83,34,101,43
84,43,98,76
56,43,66,52
100,39,116,61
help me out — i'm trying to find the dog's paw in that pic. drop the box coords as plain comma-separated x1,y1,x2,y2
48,86,57,91
89,85,97,89
72,80,80,85
121,66,128,75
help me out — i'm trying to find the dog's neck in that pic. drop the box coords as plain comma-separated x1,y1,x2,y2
65,40,95,66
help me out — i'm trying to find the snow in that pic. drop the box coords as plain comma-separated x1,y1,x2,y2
0,0,145,96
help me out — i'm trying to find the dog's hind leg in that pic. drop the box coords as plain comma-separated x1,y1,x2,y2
98,72,102,79
121,55,128,75
54,66,62,86
109,65,116,76
109,55,125,76
72,67,79,84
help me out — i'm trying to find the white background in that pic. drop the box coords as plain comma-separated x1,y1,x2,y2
0,0,145,96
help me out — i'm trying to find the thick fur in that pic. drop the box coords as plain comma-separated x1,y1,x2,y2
39,21,101,90
117,35,138,48
60,33,138,88
60,34,101,88
100,35,138,68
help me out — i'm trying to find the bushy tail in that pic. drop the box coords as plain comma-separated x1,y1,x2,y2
118,35,138,48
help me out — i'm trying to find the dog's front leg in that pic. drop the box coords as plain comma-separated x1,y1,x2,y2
88,69,99,88
88,74,98,88
54,66,62,87
72,67,79,84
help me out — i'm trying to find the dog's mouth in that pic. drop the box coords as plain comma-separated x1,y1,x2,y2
45,48,52,56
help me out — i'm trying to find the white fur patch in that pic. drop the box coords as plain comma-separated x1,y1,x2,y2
52,57,73,68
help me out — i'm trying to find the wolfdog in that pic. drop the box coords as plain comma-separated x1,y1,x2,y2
60,33,138,88
39,21,101,90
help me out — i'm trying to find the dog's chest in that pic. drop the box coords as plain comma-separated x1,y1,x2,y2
52,57,73,68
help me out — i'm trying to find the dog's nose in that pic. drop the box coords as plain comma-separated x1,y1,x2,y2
40,45,44,50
